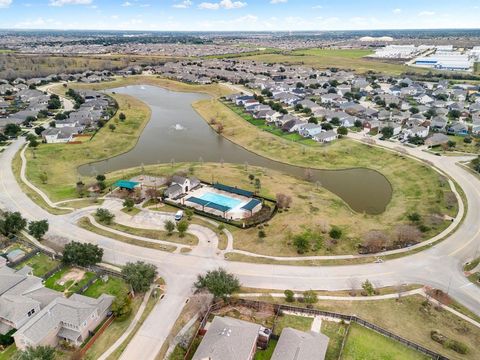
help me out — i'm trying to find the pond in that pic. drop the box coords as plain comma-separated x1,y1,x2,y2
78,85,392,214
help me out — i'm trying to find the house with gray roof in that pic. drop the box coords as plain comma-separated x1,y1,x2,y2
14,293,113,350
271,327,330,360
0,266,61,336
192,316,261,360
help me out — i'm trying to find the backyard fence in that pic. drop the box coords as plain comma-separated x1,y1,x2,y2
189,298,449,360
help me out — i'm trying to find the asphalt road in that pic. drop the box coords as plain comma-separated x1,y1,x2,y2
1,137,480,359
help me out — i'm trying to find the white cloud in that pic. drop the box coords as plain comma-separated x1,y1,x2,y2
122,1,132,6
49,0,92,6
0,0,12,8
270,0,287,4
173,0,192,8
312,5,322,9
393,8,401,14
198,0,246,10
418,11,435,16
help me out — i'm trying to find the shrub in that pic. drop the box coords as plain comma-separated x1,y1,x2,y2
284,289,295,303
445,339,469,354
329,226,342,240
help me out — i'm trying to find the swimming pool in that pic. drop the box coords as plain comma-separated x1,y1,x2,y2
199,192,243,209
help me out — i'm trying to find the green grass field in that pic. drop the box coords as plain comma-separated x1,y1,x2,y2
253,339,278,360
15,252,60,277
273,314,313,335
44,267,95,296
341,323,429,360
239,48,428,75
83,275,129,299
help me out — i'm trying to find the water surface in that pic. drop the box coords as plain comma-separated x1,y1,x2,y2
78,85,392,214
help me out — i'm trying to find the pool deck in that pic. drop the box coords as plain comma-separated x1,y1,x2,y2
178,185,256,220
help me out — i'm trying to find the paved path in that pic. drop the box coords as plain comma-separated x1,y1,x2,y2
99,288,153,360
2,120,480,359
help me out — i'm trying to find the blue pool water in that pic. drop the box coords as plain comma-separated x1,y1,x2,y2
199,192,243,209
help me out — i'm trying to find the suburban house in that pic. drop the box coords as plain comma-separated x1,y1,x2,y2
41,127,82,144
192,316,261,360
14,293,114,350
164,176,200,200
313,130,338,143
447,122,469,136
298,123,323,138
425,133,450,147
0,266,61,336
271,327,330,360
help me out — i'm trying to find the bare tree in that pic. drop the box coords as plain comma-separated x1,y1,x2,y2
395,225,421,247
363,230,389,253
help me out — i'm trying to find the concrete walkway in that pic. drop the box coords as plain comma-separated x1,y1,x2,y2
98,288,153,360
19,143,74,212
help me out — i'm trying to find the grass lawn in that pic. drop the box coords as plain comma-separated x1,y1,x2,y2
107,290,160,360
44,266,95,296
20,76,234,207
251,295,480,360
83,275,129,299
78,217,177,252
432,135,480,155
0,345,16,360
60,198,104,209
253,338,277,360
322,321,348,360
15,252,60,277
106,221,198,246
84,295,143,359
191,98,458,256
341,323,429,360
238,49,432,76
121,207,142,216
273,314,313,335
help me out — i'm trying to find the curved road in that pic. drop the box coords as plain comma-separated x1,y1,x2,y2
1,133,480,358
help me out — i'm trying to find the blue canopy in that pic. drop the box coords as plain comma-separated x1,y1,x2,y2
241,199,261,211
213,183,253,197
186,196,230,213
114,180,139,190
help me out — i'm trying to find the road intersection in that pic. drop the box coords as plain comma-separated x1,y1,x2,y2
1,133,480,359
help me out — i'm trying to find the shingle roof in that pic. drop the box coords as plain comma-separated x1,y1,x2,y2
192,316,260,360
271,328,330,360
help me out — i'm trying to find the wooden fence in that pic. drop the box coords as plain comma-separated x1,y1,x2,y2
188,298,449,360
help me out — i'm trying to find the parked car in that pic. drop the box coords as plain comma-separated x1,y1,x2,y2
174,210,184,221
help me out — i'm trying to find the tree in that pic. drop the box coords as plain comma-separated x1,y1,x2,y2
63,241,103,267
185,208,194,220
248,174,255,183
96,174,106,182
447,140,456,149
472,156,480,173
302,290,318,304
39,172,48,184
4,123,21,137
28,220,49,240
258,229,266,240
194,268,240,299
122,261,157,293
95,208,115,225
109,124,116,132
176,220,189,237
123,198,135,211
111,292,132,320
330,117,340,126
164,220,175,235
395,225,421,247
293,233,310,254
13,346,56,360
363,230,388,253
329,226,342,240
362,279,375,296
337,126,348,136
0,211,27,236
354,119,363,128
276,193,292,209
284,289,295,303
119,112,126,121
254,178,261,193
28,137,39,148
34,126,45,136
380,126,394,139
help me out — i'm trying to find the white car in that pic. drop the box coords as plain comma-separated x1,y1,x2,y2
174,210,184,221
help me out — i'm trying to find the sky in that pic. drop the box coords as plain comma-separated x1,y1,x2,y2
0,0,479,31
